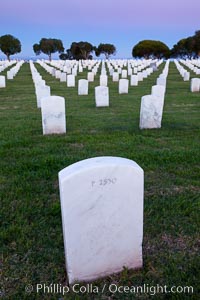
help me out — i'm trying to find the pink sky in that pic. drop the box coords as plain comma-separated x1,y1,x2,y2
0,0,199,58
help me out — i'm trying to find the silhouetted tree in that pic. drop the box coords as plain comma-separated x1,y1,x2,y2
193,30,200,56
69,42,94,60
95,43,116,59
59,49,74,60
0,34,21,61
33,38,64,60
132,40,170,59
171,37,195,58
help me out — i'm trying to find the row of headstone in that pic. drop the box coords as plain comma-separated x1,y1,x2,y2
7,61,24,80
40,59,162,86
37,59,162,98
37,59,165,111
139,84,166,129
139,61,169,129
30,62,67,135
58,156,144,284
0,60,16,73
29,62,51,108
174,60,190,81
155,60,169,89
180,59,200,75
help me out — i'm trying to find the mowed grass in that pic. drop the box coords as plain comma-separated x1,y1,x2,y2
0,60,199,300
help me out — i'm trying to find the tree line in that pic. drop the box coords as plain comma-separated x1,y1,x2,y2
0,31,200,61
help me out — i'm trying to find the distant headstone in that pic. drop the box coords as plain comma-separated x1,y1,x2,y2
190,78,200,92
137,72,143,81
55,70,61,79
7,71,14,80
100,75,108,86
112,72,119,82
151,85,165,102
183,72,190,81
0,75,6,88
95,86,109,107
121,70,127,78
87,72,94,82
78,79,88,95
36,85,51,108
67,75,75,87
150,62,158,71
119,79,129,94
130,75,138,86
156,77,166,86
58,156,144,284
60,73,67,82
41,96,66,135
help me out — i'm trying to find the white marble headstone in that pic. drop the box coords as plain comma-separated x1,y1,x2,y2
95,86,109,107
130,75,138,86
119,79,129,94
41,96,66,135
121,70,127,78
139,95,164,129
87,72,94,82
60,73,67,82
7,71,14,80
100,75,108,86
78,79,88,95
113,72,119,82
190,78,200,92
58,156,144,284
156,77,166,86
151,85,165,101
36,85,51,108
183,72,190,81
67,75,75,87
0,75,6,88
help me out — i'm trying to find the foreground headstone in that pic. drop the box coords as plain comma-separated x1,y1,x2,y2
41,96,66,135
78,79,89,95
58,156,144,284
0,76,6,88
95,86,109,107
139,95,164,129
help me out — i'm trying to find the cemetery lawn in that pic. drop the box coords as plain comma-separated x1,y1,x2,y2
0,61,200,300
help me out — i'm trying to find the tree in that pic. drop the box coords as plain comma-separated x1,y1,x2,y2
95,43,116,59
59,49,74,60
69,41,94,60
0,34,21,61
132,40,170,59
171,37,195,58
193,30,200,56
33,38,64,60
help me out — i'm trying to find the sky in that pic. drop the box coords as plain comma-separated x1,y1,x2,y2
0,0,199,59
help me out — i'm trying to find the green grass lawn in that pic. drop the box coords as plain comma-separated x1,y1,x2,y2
0,60,199,299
